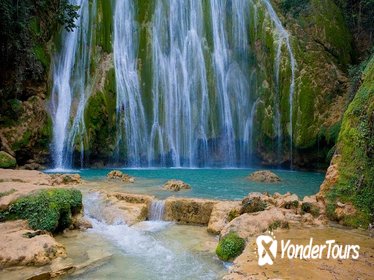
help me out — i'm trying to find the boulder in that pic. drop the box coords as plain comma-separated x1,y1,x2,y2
247,170,281,183
0,220,66,268
164,197,216,225
207,201,241,234
90,191,153,225
0,151,16,168
274,192,299,209
107,170,135,183
162,180,191,191
220,208,286,239
50,174,82,185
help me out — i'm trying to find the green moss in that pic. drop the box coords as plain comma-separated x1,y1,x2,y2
284,200,299,210
97,0,113,53
227,209,240,222
240,197,267,214
301,202,320,217
33,44,50,68
84,68,117,160
268,220,290,231
0,189,16,198
0,189,82,233
325,55,374,228
0,151,16,168
216,232,245,261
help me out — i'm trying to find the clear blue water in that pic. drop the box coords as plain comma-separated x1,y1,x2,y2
51,168,324,200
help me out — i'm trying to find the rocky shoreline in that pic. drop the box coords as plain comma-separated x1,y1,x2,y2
0,169,373,279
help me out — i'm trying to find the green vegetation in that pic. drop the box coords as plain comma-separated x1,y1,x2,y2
227,209,240,222
268,220,290,231
325,54,374,228
284,200,299,210
240,198,267,214
0,189,16,198
0,151,16,168
0,189,83,233
280,0,310,17
301,202,320,217
216,232,246,261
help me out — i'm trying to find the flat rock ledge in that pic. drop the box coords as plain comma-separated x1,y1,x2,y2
162,180,191,191
107,170,135,183
0,220,66,269
247,170,281,183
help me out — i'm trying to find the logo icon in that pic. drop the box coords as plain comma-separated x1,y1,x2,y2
256,231,277,266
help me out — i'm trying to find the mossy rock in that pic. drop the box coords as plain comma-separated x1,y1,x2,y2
325,54,374,228
0,151,16,168
216,232,246,261
301,202,320,217
240,197,267,214
0,189,83,233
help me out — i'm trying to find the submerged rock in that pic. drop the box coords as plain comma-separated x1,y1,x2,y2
0,151,16,169
247,170,281,183
162,180,191,191
107,170,135,183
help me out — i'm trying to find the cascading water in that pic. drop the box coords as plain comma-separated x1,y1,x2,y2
51,0,95,169
51,0,297,169
149,0,210,167
149,200,166,221
114,0,148,167
83,193,220,279
262,0,297,166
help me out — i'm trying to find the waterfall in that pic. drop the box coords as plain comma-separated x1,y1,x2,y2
149,200,166,221
262,0,297,166
150,0,210,167
114,0,148,166
50,0,297,169
51,0,95,169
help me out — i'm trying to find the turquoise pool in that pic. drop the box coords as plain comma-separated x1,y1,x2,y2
56,168,324,200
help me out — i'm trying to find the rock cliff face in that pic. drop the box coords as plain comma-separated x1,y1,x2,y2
0,0,368,171
319,55,374,228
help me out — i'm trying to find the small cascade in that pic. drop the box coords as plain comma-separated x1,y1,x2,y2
149,200,166,221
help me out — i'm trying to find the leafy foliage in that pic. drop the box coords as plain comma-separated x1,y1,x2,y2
216,232,245,261
0,0,79,93
0,188,82,233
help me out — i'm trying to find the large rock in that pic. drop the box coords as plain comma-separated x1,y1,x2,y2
162,180,191,191
0,220,66,268
0,151,16,168
247,170,281,183
207,201,241,234
220,208,286,240
50,174,82,185
164,197,216,225
90,191,153,225
107,170,135,183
